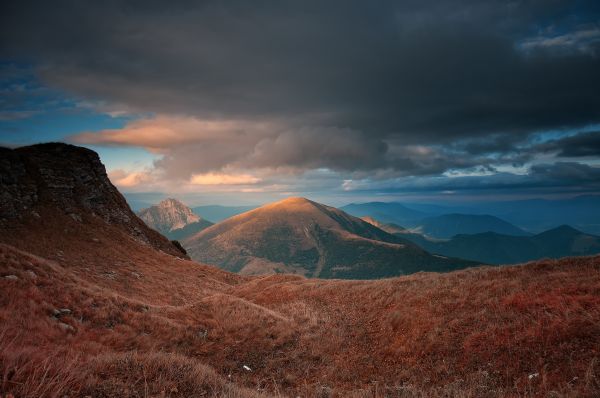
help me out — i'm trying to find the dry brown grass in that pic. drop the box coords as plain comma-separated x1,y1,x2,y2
1,211,599,397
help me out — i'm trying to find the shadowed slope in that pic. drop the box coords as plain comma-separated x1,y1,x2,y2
184,197,477,278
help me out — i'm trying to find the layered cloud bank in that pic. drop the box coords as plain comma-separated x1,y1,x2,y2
1,0,599,198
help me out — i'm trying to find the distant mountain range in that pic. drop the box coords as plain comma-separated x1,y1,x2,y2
399,224,600,265
138,198,213,240
355,196,600,235
134,195,600,271
126,194,600,235
183,197,478,278
343,203,530,238
414,213,530,238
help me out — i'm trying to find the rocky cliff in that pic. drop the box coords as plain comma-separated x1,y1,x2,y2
0,143,186,258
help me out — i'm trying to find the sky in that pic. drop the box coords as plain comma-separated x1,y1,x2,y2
1,1,600,206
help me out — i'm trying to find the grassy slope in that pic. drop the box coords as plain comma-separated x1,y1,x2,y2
1,210,599,397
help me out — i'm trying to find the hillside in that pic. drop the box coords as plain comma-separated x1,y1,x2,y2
138,198,213,240
360,216,406,234
414,213,531,238
184,197,477,278
403,224,600,264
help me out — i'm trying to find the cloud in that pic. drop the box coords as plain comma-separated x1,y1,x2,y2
342,161,600,194
71,117,382,174
536,131,600,157
519,27,600,56
68,115,483,180
70,116,275,151
108,169,155,188
529,161,600,183
2,1,599,144
2,1,600,197
247,127,387,171
190,172,261,185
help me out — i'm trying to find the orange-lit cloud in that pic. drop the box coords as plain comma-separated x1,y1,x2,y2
190,172,261,185
108,169,154,187
70,116,276,152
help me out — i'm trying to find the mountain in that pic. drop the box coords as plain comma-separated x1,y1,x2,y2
402,195,600,235
532,225,600,258
403,224,600,264
184,197,478,278
344,196,600,235
360,216,406,234
1,143,599,397
191,204,257,223
478,196,600,234
414,213,531,238
341,201,428,226
0,143,186,258
138,198,213,240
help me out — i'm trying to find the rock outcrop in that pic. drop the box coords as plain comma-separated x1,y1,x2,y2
0,143,186,258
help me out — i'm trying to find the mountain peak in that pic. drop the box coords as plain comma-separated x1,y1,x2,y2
158,198,186,207
256,196,324,213
138,198,204,234
554,224,580,232
540,224,582,236
273,196,313,206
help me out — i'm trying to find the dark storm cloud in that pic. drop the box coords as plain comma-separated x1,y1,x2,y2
537,131,600,157
343,162,600,194
2,1,599,136
1,0,600,185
